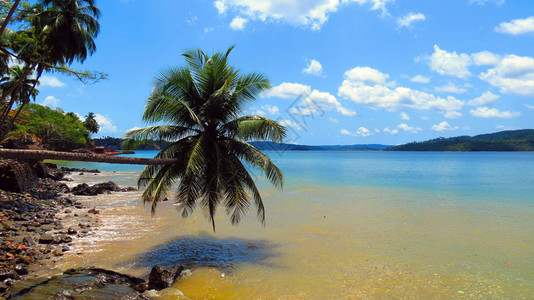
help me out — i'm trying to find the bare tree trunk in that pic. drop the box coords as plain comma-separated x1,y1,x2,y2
0,149,178,165
0,0,21,36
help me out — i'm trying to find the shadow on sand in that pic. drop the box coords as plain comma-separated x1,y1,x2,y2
130,233,281,273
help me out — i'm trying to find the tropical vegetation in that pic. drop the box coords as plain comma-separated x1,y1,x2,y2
123,47,287,231
386,129,534,151
5,103,89,151
0,0,103,142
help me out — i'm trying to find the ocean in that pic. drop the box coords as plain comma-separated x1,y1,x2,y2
41,151,534,298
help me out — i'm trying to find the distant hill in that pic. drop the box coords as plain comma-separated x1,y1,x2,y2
250,142,391,151
386,129,534,151
93,137,391,152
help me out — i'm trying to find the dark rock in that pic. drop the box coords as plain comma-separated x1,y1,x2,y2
71,183,96,196
67,228,77,235
88,208,99,214
13,265,28,276
38,234,62,244
133,282,149,292
22,235,35,246
61,235,72,243
91,182,121,194
0,272,14,281
148,264,184,290
0,160,39,192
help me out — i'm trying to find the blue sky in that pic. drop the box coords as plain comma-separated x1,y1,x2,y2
36,0,534,145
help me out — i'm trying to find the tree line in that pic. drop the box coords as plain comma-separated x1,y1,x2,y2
0,0,103,143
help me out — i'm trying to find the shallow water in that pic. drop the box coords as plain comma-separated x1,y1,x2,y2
32,151,534,298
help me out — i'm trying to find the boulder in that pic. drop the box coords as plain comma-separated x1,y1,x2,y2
91,182,120,194
148,264,184,290
0,160,39,192
71,183,96,196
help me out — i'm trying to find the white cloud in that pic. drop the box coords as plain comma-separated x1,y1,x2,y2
433,83,468,94
329,117,339,123
383,127,399,135
341,126,371,137
427,45,472,79
469,0,505,5
214,0,393,30
344,66,391,85
479,54,534,96
261,104,279,115
444,111,463,119
338,66,465,112
431,121,459,132
471,51,501,66
303,59,323,77
469,107,521,118
265,82,311,98
39,76,66,88
74,113,84,122
410,75,430,83
94,114,119,134
397,12,425,28
397,123,422,133
279,119,301,130
400,112,410,120
525,104,534,110
495,16,534,35
468,91,500,106
420,116,430,120
267,82,356,117
336,106,357,116
42,96,60,109
204,27,215,33
229,16,248,30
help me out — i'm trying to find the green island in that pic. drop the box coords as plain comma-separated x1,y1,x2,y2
386,129,534,151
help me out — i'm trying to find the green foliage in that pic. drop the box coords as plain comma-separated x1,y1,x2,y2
11,103,89,151
92,136,170,150
387,129,534,151
123,47,286,231
83,112,99,134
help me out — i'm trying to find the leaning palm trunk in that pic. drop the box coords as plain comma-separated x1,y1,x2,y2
0,149,178,165
0,0,21,36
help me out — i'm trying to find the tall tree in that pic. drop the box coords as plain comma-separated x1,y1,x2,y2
83,112,99,134
36,0,100,65
0,65,38,132
123,47,286,231
0,0,101,140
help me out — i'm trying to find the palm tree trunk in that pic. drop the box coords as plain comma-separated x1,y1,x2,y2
0,149,179,165
0,0,21,36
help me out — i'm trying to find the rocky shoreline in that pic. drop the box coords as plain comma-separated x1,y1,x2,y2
0,165,187,299
0,170,104,297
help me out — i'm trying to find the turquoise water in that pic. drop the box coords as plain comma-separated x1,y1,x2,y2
57,150,534,203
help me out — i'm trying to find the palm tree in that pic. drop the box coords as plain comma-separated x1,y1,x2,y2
83,112,99,134
123,47,286,231
0,65,38,135
0,0,100,140
36,0,100,65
